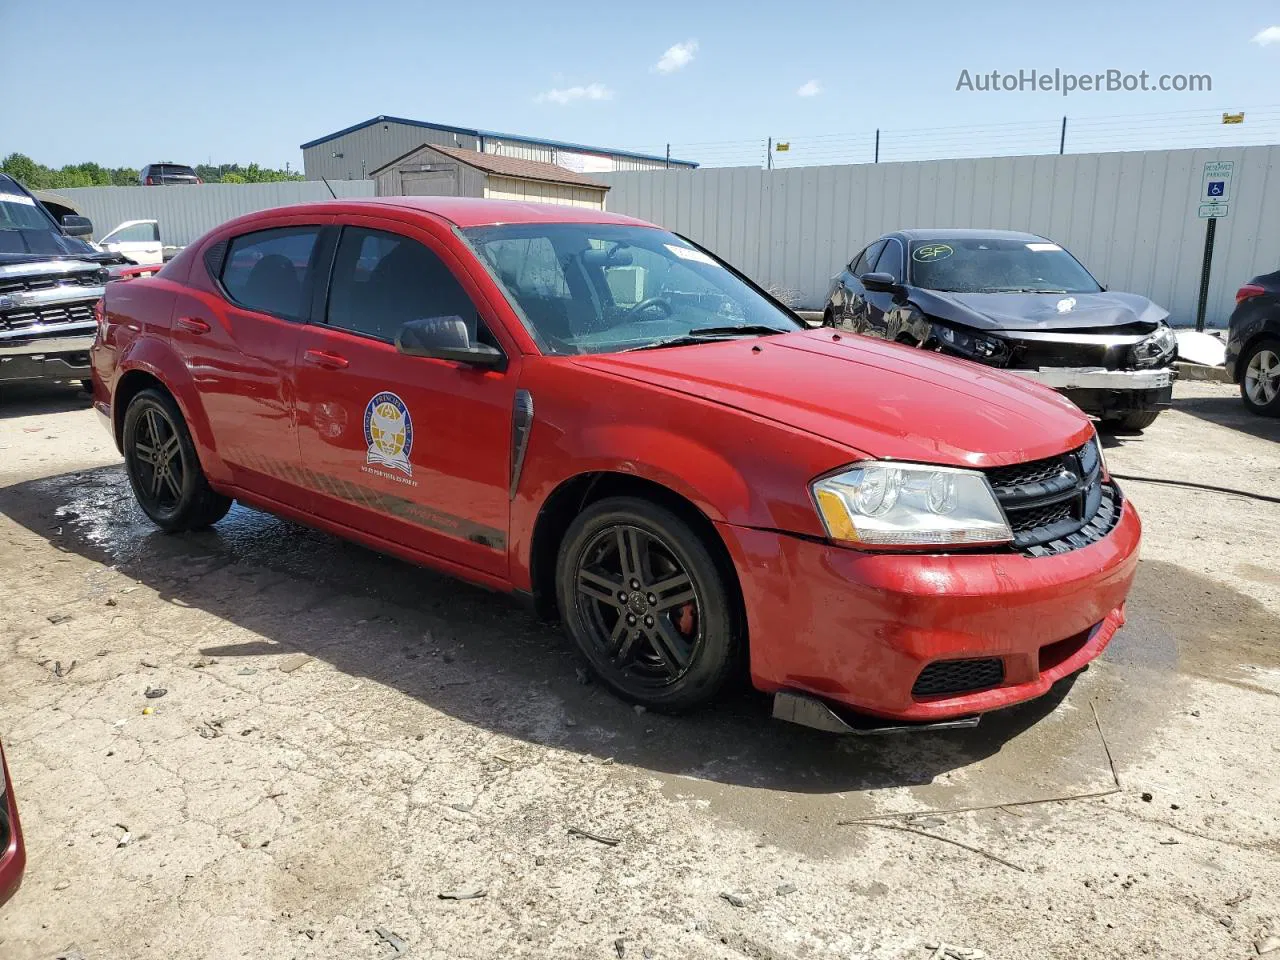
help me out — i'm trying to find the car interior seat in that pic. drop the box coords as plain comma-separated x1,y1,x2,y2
243,254,303,317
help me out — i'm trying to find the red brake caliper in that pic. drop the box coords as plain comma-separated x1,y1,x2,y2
676,602,696,636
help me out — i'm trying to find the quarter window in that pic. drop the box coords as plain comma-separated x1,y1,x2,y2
326,227,483,344
220,226,320,320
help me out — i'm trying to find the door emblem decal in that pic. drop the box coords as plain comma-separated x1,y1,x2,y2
364,392,414,476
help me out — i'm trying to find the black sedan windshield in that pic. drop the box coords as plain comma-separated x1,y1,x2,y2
463,223,801,354
908,237,1101,294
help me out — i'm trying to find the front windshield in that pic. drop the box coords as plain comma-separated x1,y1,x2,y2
0,183,93,258
462,223,801,355
908,237,1101,294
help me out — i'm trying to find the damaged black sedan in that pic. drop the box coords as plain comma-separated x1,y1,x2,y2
823,229,1176,429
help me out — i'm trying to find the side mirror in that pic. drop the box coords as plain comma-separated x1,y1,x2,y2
860,271,899,293
396,316,506,370
61,214,94,238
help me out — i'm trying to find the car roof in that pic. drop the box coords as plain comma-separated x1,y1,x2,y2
233,196,658,230
891,228,1051,243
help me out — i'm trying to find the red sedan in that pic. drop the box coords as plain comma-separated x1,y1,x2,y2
0,737,25,907
91,198,1139,725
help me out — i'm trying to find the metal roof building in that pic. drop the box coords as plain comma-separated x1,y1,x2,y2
300,116,697,182
370,143,610,209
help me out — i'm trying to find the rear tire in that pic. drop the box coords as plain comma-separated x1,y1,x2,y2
1119,410,1161,431
123,388,231,532
555,497,739,712
1240,337,1280,417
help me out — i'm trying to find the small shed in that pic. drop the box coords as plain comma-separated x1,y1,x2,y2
371,143,609,210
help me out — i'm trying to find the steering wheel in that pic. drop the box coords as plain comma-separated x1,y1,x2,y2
623,296,674,321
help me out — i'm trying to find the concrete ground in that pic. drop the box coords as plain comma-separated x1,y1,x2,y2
0,380,1276,960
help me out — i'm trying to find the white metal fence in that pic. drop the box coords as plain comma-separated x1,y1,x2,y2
598,145,1280,327
54,180,376,247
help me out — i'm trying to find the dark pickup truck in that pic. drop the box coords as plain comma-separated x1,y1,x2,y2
0,173,129,392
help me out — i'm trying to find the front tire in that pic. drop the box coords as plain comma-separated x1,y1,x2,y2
1119,410,1161,431
123,388,231,532
555,497,739,712
1241,337,1280,416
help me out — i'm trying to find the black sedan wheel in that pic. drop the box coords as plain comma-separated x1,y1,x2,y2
556,497,739,711
123,388,232,532
1241,337,1280,416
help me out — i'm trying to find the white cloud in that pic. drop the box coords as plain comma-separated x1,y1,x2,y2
535,83,614,105
1252,25,1280,45
655,40,699,74
796,79,822,97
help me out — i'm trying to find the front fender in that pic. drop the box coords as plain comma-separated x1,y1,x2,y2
115,336,229,484
556,424,753,524
884,303,933,344
508,425,754,592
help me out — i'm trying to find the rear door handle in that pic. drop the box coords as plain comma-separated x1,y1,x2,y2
176,316,210,334
303,349,349,370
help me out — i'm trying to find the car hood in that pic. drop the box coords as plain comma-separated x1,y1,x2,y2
909,288,1169,333
574,330,1094,467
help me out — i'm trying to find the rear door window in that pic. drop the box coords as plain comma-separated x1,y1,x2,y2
220,226,321,320
104,222,159,243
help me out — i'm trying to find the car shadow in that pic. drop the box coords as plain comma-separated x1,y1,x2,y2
1175,393,1280,443
0,381,92,419
3,464,1083,797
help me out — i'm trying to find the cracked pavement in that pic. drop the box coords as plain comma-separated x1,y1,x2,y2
0,380,1277,959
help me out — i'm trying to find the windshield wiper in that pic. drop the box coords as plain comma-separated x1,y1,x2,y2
621,325,790,352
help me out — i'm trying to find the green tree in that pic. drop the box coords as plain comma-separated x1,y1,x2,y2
3,154,300,187
2,153,47,188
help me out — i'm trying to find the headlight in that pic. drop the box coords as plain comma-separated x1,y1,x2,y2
932,323,1008,362
812,462,1013,547
1131,322,1177,368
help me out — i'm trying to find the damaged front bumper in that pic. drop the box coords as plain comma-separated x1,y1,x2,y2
1008,367,1175,418
1009,367,1174,391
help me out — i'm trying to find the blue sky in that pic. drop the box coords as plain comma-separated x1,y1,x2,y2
3,0,1280,170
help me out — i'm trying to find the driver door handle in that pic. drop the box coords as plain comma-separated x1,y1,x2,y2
303,349,349,370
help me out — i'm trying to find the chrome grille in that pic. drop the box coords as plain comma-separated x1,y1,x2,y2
1,302,97,331
0,272,103,295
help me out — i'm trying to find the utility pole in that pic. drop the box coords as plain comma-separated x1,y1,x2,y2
874,129,880,163
1059,116,1067,155
665,144,670,169
767,137,773,171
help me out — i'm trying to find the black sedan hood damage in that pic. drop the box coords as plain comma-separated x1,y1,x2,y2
909,288,1169,333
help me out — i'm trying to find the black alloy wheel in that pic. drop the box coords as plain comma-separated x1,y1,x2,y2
123,388,232,532
133,403,185,513
557,497,738,711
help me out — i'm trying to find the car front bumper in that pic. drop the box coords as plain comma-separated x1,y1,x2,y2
0,325,96,385
717,497,1141,721
1006,368,1174,418
0,740,25,908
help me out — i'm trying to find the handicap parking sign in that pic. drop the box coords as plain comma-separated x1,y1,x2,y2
1200,161,1233,204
